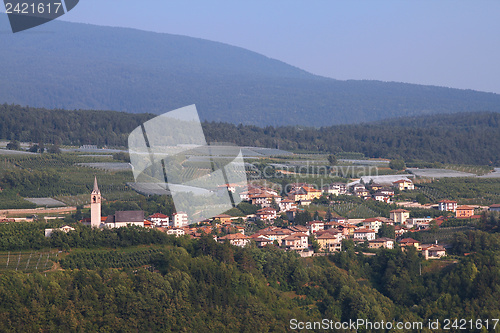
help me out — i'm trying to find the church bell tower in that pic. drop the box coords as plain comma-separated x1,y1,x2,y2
90,176,101,228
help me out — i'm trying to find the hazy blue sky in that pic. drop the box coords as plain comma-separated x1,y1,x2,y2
14,1,500,93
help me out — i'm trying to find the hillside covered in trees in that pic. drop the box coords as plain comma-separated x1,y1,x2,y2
1,104,499,165
1,220,500,332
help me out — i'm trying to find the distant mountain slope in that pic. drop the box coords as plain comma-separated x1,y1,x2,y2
1,14,500,126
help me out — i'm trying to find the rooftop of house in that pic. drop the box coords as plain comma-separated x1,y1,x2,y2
369,237,394,243
149,213,168,218
219,233,249,240
399,238,420,244
393,179,413,184
390,209,410,213
354,228,375,233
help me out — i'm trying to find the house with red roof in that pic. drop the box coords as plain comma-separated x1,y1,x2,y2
368,237,395,249
489,204,500,212
353,228,376,241
306,220,325,234
390,209,410,224
393,179,414,191
421,244,447,259
315,229,343,252
256,207,277,221
218,233,251,247
283,232,309,250
456,206,475,218
398,238,421,251
149,213,169,227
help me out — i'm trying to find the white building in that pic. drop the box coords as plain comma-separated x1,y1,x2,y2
166,228,185,237
149,213,169,227
438,200,458,212
172,212,188,228
45,225,75,237
353,228,376,241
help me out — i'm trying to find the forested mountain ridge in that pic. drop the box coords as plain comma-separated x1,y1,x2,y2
1,104,499,165
2,14,500,126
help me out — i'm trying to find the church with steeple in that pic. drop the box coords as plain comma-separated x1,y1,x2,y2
90,176,102,228
82,176,144,228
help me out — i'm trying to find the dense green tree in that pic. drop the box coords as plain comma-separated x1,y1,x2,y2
6,140,20,150
389,159,406,170
327,154,337,166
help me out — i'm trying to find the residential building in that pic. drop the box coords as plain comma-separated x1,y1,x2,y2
489,204,500,212
352,183,366,192
166,228,185,237
332,182,347,195
315,229,343,252
306,220,325,234
149,213,169,227
394,225,407,237
218,233,251,247
354,188,370,198
368,237,394,249
404,217,433,228
456,206,475,218
322,184,341,196
172,212,188,228
390,209,410,224
438,200,458,212
256,207,277,221
282,233,309,250
362,217,384,233
392,179,414,191
399,238,421,251
258,228,292,245
302,186,322,201
213,214,233,224
378,188,395,196
369,183,385,191
288,188,308,202
421,244,447,259
373,191,392,203
45,225,75,237
279,198,296,212
353,228,376,241
251,234,274,247
288,225,310,236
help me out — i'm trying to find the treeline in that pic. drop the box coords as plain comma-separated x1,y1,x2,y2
0,103,153,147
0,222,179,251
203,112,500,165
1,104,500,165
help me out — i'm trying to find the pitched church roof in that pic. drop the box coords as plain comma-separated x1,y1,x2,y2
106,211,144,223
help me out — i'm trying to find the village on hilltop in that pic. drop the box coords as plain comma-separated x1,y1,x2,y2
54,176,500,261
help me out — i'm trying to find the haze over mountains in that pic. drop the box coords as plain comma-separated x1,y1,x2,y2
1,14,500,127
